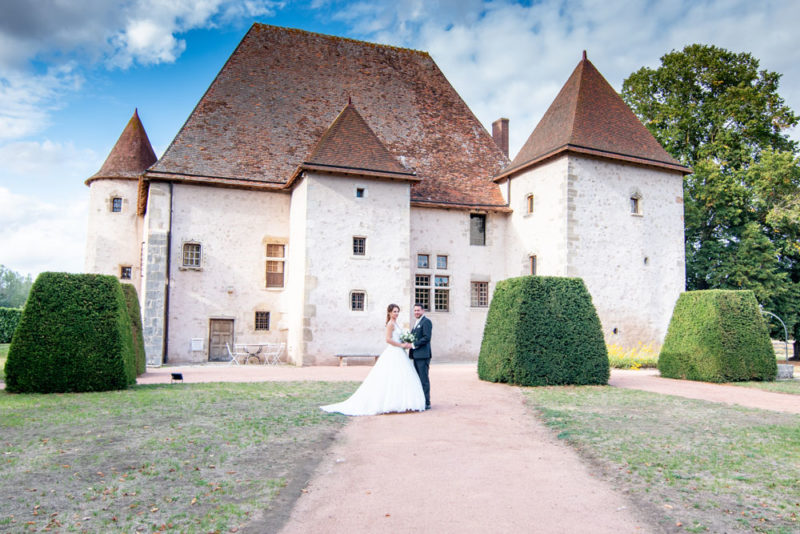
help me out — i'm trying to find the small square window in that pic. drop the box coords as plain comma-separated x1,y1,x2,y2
435,275,449,287
530,255,537,275
471,281,488,307
417,254,429,269
470,214,486,246
353,237,366,256
351,291,366,311
356,187,365,198
182,243,201,268
436,255,448,269
255,311,270,330
120,266,132,279
526,194,534,214
112,197,122,212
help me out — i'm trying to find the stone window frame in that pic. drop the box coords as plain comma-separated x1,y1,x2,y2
181,241,202,270
529,254,537,275
120,265,132,280
630,189,643,216
524,193,534,216
255,311,270,331
470,281,488,308
352,236,366,256
434,275,450,312
350,290,367,311
470,213,487,246
414,274,431,311
266,243,286,289
111,197,123,213
436,254,448,270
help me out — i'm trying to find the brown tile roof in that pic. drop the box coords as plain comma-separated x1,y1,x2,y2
87,109,157,184
496,53,689,181
147,24,508,208
287,102,418,185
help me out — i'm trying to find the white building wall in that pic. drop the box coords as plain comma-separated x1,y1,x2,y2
409,207,507,361
566,155,685,348
166,184,291,363
502,157,570,278
287,177,309,365
299,173,412,365
84,179,143,292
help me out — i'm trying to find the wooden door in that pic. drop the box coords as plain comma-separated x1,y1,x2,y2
209,319,234,361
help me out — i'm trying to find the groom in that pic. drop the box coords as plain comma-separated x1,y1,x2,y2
408,303,432,410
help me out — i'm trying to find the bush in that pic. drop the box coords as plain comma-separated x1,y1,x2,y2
658,290,777,382
121,284,146,375
4,272,137,393
0,307,22,343
478,276,609,386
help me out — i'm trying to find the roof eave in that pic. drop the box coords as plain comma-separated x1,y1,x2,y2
410,199,511,213
495,145,691,182
285,163,419,189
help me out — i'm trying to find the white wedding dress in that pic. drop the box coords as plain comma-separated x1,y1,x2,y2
321,323,426,415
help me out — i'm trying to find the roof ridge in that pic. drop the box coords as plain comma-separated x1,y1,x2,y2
252,23,430,58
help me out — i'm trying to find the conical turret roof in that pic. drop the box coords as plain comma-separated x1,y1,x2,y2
87,109,157,184
497,53,688,180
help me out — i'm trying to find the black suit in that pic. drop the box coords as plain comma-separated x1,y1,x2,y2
409,315,432,407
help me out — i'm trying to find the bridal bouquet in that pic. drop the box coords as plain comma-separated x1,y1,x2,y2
399,330,415,344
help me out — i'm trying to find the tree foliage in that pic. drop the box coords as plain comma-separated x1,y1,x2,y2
0,265,33,308
622,44,800,345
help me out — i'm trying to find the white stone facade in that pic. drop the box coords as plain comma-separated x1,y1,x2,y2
86,155,685,365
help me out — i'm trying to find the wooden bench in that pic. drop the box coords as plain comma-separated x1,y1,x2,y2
335,354,379,366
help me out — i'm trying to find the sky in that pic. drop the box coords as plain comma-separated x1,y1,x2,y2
1,0,800,277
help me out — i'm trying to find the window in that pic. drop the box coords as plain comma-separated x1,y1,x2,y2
182,243,201,268
266,244,285,288
112,197,123,212
350,291,366,311
353,237,366,256
470,213,486,246
120,266,132,280
434,275,449,312
415,274,430,311
526,194,534,214
630,196,641,215
417,254,429,269
471,281,488,307
356,187,365,198
436,255,448,269
530,255,537,275
255,311,270,330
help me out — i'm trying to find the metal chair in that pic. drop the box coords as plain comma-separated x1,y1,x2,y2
263,342,285,365
225,343,246,365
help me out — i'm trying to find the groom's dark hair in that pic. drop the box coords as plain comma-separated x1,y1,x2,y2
414,303,425,309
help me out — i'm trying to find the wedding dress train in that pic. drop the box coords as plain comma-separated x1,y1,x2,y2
321,324,426,416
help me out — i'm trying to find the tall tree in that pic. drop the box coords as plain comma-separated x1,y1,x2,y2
622,45,800,352
0,265,33,308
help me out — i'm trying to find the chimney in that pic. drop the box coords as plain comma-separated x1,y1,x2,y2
492,118,509,157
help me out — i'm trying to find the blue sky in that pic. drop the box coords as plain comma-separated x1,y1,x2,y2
2,0,800,277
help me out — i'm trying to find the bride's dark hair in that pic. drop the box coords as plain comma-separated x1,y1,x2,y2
386,303,399,324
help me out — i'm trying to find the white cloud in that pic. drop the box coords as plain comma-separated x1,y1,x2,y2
333,0,800,156
0,187,87,277
0,140,101,179
0,0,285,139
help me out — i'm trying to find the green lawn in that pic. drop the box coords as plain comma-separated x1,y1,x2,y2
525,386,800,533
731,378,800,395
0,380,356,533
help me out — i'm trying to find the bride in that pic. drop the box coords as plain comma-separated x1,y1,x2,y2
321,304,426,416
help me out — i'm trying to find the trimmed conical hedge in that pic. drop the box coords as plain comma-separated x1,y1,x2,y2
478,276,609,386
658,290,776,382
4,273,137,393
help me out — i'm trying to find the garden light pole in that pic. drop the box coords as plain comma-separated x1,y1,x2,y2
760,307,789,363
